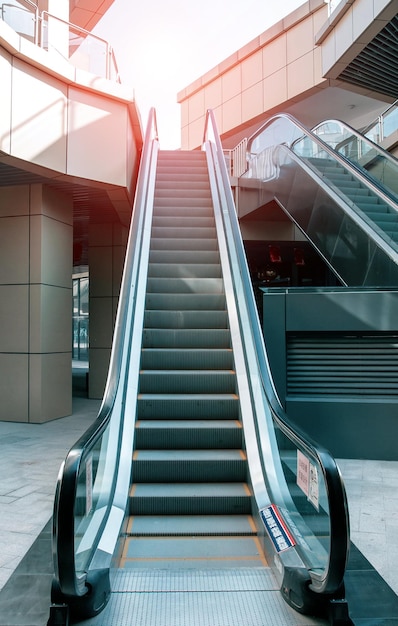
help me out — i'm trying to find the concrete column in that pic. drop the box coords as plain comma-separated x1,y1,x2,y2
88,221,128,399
0,183,73,423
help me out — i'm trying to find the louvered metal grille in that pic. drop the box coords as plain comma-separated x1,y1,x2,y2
287,333,398,397
339,15,398,100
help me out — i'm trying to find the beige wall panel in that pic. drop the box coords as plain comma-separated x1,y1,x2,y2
0,48,12,154
0,354,29,422
286,18,314,65
263,35,287,77
242,50,263,91
242,82,264,122
89,297,113,348
320,29,337,76
188,89,205,123
112,244,126,294
31,184,73,224
181,101,189,129
30,215,73,287
88,222,113,247
0,285,28,352
221,95,242,135
287,52,315,100
187,115,206,151
89,246,113,297
334,9,355,61
29,284,72,353
0,216,29,284
11,59,67,172
352,0,375,41
222,65,242,102
89,347,111,399
29,353,72,423
263,69,288,110
204,80,223,111
181,123,189,150
313,46,325,85
0,185,30,217
67,87,128,186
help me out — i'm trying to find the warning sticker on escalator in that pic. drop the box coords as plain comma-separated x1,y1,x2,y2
297,450,319,511
260,504,296,552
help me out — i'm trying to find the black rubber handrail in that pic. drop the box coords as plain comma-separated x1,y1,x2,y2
204,108,350,596
52,109,158,603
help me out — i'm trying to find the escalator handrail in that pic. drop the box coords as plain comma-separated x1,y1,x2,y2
313,117,398,166
52,109,158,598
246,113,398,215
203,108,350,594
311,118,398,197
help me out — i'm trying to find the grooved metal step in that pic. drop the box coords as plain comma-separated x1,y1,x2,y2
148,263,222,278
143,310,228,328
137,394,239,421
145,293,226,310
139,370,236,394
150,237,219,251
146,277,223,294
133,449,247,482
130,483,251,515
140,348,233,370
142,328,231,348
135,419,242,449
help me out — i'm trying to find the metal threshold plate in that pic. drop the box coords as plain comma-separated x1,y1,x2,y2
80,568,328,625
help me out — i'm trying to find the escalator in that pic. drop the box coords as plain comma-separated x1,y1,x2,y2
48,110,351,625
244,114,398,286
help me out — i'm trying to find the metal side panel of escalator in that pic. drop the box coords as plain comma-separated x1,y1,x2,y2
48,110,351,626
243,113,398,287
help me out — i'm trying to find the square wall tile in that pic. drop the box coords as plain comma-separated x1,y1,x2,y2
0,216,29,284
29,284,72,353
0,185,30,218
0,285,29,352
222,65,242,102
188,90,206,124
242,82,264,122
263,35,287,77
29,214,73,288
29,352,72,423
0,354,29,422
88,347,111,399
241,50,263,91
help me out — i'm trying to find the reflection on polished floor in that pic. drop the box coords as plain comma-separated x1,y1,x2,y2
0,363,397,624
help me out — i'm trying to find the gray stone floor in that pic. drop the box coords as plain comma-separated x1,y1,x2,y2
0,387,397,605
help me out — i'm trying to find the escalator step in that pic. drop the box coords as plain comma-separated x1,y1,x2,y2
137,393,239,420
135,419,242,449
139,370,236,394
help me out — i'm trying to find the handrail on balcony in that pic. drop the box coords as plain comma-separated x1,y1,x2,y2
0,2,119,82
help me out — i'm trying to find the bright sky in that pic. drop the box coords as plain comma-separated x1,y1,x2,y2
95,0,306,148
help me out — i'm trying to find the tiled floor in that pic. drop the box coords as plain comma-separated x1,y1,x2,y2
0,370,397,621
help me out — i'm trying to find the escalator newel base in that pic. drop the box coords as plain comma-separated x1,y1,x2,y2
47,604,69,626
328,598,354,626
50,569,111,621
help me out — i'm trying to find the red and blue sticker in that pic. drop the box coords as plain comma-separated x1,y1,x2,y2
260,504,296,553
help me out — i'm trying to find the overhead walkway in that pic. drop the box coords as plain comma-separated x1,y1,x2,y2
244,114,398,287
48,110,351,625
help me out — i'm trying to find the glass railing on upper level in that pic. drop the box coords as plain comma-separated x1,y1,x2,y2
312,119,398,202
243,114,398,287
204,110,351,618
362,99,398,145
0,2,119,81
0,0,37,41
